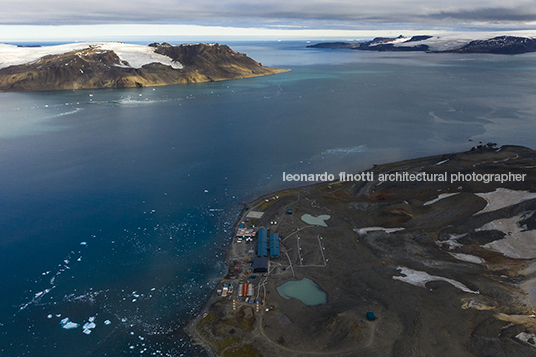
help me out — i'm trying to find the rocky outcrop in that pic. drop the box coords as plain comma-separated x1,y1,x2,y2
447,36,536,55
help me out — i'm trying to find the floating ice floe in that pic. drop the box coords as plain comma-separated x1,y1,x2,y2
321,145,367,155
393,267,479,294
80,242,87,246
60,318,80,330
423,193,460,206
82,318,97,335
104,320,111,325
19,288,53,312
83,322,96,329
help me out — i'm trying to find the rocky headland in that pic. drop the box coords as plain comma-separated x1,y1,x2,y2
0,42,288,92
188,145,536,357
307,35,536,55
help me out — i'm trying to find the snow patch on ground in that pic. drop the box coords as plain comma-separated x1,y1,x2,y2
423,193,459,206
479,211,536,259
437,233,467,250
474,188,536,215
448,252,485,264
516,332,536,347
393,267,479,294
392,31,536,51
98,43,183,69
354,227,405,235
82,317,97,335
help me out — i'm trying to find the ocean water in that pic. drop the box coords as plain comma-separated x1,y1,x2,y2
1,41,536,356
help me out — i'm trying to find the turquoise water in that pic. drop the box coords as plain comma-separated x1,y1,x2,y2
1,41,536,356
301,214,331,227
276,278,328,305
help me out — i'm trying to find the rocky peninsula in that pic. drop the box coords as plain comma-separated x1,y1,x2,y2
187,145,536,357
0,42,288,92
307,35,536,54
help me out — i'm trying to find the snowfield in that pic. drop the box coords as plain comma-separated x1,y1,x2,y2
0,42,183,70
474,188,536,215
393,267,479,294
386,31,536,51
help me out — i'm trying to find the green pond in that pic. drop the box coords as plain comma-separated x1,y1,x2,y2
276,278,328,305
301,214,330,227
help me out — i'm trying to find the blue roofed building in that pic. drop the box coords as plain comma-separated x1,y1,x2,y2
257,228,268,257
269,233,280,258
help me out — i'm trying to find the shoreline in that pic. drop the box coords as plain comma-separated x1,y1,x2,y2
186,144,536,357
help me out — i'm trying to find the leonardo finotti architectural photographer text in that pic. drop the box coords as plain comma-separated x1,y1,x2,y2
282,171,527,184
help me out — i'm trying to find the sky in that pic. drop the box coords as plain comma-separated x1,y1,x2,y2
2,0,536,41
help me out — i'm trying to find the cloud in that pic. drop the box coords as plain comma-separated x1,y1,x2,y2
1,0,536,29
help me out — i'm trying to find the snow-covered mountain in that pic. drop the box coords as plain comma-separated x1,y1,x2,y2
0,42,287,92
307,34,536,54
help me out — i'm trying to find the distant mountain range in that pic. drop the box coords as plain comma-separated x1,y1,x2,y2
0,42,288,92
307,35,536,55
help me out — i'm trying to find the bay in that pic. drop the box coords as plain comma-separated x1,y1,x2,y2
0,40,535,356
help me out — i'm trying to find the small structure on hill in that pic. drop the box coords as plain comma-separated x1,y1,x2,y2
366,312,376,321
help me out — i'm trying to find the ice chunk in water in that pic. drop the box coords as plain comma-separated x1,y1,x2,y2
63,322,79,329
60,318,79,329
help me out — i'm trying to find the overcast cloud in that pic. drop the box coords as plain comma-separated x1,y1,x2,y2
2,0,536,29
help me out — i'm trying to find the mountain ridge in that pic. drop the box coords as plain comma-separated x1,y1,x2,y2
307,34,536,54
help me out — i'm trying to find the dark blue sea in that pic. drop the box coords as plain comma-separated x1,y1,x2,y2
1,41,535,356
